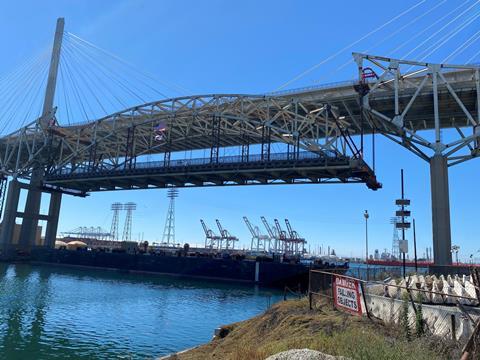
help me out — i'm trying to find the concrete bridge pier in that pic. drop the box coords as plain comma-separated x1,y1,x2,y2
44,192,62,248
0,177,62,256
0,180,20,256
430,154,452,265
19,168,43,249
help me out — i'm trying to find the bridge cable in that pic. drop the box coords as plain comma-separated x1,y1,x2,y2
61,45,98,120
61,38,129,112
325,0,448,81
60,49,91,121
61,42,109,116
273,0,427,91
59,62,72,125
0,50,50,135
62,37,130,111
387,0,474,57
415,9,480,61
67,35,173,104
66,32,192,96
466,43,480,64
442,28,480,63
401,0,480,60
64,34,151,106
0,62,47,134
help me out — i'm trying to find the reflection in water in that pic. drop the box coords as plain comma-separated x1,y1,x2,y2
0,264,281,359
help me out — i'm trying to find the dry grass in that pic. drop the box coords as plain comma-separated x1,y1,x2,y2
170,297,461,360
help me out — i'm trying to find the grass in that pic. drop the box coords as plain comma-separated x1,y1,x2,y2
171,297,461,360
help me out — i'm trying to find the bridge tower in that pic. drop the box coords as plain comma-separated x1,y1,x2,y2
0,18,65,254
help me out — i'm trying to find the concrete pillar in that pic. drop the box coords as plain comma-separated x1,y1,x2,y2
19,168,43,249
0,180,20,255
430,154,452,265
44,192,62,248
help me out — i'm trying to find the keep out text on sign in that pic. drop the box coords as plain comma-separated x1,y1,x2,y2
333,275,362,316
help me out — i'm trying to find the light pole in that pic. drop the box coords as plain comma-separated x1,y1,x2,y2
364,210,369,280
451,245,460,265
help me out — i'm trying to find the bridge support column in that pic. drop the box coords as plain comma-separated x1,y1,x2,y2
44,192,62,248
19,169,43,249
0,180,20,256
430,154,452,265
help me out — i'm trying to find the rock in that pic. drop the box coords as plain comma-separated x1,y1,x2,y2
265,348,348,360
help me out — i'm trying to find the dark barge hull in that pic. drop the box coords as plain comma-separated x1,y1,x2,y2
29,248,347,289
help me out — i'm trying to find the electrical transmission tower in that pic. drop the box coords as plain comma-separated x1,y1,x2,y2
110,202,123,241
162,188,179,245
390,217,400,260
122,202,137,242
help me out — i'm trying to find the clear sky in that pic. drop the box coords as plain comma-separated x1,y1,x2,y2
0,0,479,260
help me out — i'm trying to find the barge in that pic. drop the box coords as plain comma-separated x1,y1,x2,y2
28,246,348,289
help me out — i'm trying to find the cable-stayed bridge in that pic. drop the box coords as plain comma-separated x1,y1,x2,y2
0,13,479,266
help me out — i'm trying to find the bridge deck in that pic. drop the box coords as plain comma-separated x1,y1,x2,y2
44,152,381,192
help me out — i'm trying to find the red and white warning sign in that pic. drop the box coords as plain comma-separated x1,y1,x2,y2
333,275,362,316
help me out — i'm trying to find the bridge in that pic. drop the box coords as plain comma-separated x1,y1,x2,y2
0,18,479,265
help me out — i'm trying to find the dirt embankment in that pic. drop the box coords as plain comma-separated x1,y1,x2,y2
166,297,461,360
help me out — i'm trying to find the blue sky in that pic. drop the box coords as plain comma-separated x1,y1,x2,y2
0,0,479,260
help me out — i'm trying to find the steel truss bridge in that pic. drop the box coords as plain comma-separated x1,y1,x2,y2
0,18,479,265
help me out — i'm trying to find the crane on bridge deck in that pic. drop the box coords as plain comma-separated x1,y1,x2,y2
200,219,222,250
215,219,239,250
243,216,270,253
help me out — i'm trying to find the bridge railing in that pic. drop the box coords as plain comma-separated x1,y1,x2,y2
50,150,348,177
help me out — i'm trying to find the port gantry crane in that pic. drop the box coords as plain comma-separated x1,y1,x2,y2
215,219,239,250
200,219,222,250
274,219,290,254
284,219,306,255
243,216,270,252
261,216,280,254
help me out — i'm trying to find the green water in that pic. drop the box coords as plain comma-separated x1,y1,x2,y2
0,263,282,359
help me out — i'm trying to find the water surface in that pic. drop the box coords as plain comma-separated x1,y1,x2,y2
0,263,281,359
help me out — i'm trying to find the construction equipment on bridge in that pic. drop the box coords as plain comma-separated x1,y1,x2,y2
284,219,307,255
110,202,123,241
200,219,222,250
161,188,179,246
122,202,136,242
243,216,270,252
61,226,113,241
215,219,239,250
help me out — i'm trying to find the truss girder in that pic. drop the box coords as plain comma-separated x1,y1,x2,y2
0,94,361,178
1,58,478,178
353,53,480,165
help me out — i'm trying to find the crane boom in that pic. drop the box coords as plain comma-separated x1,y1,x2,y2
261,216,275,238
200,219,210,236
243,216,256,237
274,219,286,239
285,219,295,238
215,219,225,237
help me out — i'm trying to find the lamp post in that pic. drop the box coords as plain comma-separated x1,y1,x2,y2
364,210,369,280
451,245,460,265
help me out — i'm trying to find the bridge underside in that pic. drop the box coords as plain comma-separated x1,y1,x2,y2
44,154,380,192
